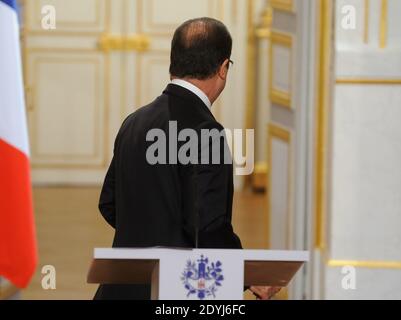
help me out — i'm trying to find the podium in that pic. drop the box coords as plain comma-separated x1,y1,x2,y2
87,248,308,300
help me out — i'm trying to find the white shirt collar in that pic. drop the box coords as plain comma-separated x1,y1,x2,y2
171,79,212,109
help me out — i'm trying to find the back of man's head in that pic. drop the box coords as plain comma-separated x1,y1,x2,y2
169,17,232,80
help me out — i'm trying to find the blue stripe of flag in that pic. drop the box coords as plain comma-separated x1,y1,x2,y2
0,0,17,11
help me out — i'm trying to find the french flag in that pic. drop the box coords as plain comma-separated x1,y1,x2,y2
0,0,37,288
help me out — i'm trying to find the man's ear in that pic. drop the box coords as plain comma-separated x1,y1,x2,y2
218,59,230,80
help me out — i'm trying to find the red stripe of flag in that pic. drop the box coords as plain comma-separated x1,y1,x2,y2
0,138,37,288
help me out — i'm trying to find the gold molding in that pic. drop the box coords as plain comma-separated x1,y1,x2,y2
269,123,291,142
252,162,269,191
98,33,151,52
267,123,292,249
271,0,294,12
255,28,271,39
255,6,273,39
271,31,293,46
243,0,256,189
245,0,256,130
327,260,401,270
271,89,291,108
379,0,388,48
314,0,332,250
336,78,401,85
269,31,293,109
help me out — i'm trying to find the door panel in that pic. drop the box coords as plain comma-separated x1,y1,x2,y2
29,54,106,168
24,0,114,183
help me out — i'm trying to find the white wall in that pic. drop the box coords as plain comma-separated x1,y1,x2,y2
323,0,401,299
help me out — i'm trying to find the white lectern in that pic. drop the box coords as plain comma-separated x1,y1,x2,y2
87,248,308,300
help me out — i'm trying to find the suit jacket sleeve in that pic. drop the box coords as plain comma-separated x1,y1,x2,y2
99,156,116,228
98,115,131,229
194,121,242,249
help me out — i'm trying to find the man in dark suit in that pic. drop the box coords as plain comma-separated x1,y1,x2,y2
95,17,276,300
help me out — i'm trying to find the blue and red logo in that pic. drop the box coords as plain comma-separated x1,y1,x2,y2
181,255,224,300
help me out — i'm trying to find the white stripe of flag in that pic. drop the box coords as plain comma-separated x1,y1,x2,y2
0,0,30,156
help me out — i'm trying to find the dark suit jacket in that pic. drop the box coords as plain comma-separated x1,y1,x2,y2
94,84,242,300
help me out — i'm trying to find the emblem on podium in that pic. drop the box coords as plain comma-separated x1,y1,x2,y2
181,255,224,300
